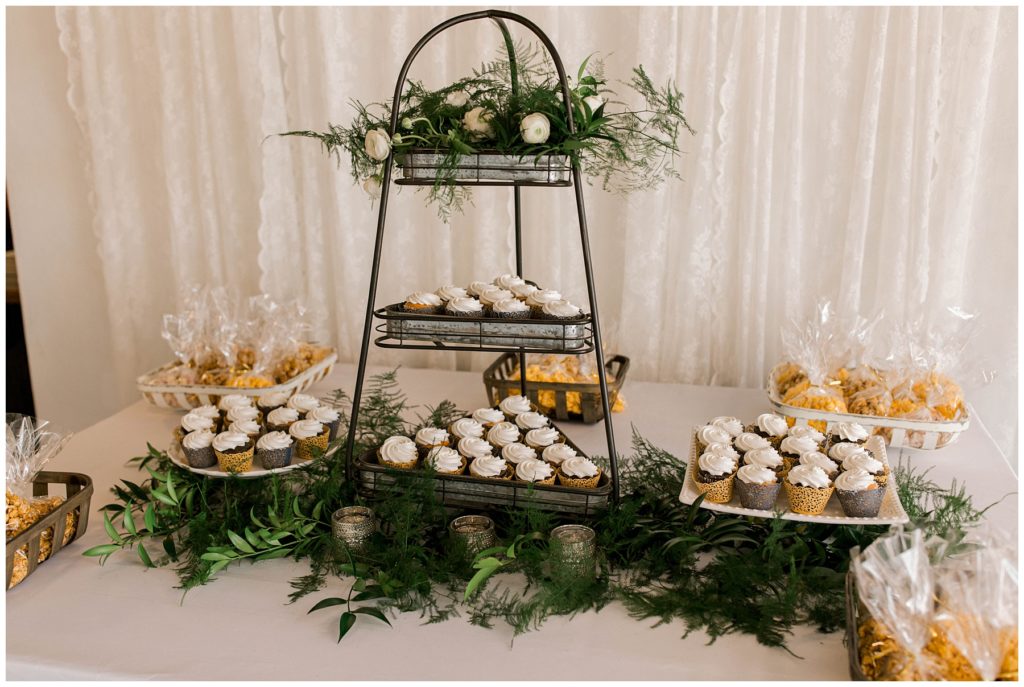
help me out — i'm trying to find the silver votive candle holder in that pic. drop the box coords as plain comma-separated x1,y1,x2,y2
550,524,597,577
332,506,376,553
449,515,496,558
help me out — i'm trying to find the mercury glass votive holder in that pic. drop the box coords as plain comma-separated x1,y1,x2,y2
449,515,496,558
550,524,597,577
331,506,376,552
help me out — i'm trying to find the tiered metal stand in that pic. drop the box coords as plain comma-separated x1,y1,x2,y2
344,9,620,508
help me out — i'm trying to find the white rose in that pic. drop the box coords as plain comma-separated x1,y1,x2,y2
362,176,381,199
445,90,470,107
583,95,604,113
520,112,550,144
364,128,391,161
462,106,494,139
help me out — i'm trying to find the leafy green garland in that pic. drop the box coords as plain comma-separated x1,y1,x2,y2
85,370,992,646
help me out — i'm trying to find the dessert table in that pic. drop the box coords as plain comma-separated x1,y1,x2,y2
6,364,1017,680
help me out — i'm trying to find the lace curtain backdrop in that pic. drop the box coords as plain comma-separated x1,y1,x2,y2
15,6,1017,458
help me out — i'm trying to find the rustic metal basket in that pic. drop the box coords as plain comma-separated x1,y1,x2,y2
6,471,93,590
136,351,337,410
482,353,629,424
398,148,571,185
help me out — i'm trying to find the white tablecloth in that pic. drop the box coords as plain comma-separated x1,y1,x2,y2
6,364,1017,680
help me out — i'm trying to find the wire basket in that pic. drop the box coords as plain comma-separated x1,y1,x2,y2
398,148,571,185
6,471,93,590
137,351,338,410
482,353,629,424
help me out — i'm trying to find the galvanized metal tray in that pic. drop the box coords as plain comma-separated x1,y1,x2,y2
354,422,610,515
399,149,571,184
375,304,593,353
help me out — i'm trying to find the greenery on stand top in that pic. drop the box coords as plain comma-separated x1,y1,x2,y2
86,369,995,649
281,37,695,220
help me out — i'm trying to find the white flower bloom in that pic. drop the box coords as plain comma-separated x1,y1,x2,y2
445,90,470,107
462,106,494,139
391,133,404,145
401,117,413,130
364,128,391,161
362,176,381,199
520,112,550,144
583,95,604,113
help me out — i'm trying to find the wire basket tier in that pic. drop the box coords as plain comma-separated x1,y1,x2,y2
397,148,571,186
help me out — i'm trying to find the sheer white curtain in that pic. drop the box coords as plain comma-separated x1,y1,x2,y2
52,6,1017,456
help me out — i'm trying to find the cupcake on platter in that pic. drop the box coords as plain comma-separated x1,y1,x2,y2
778,435,819,471
402,291,443,314
798,451,839,479
307,406,342,442
218,394,253,424
515,458,555,485
457,437,494,462
746,413,789,448
490,298,531,320
478,287,514,314
828,441,869,463
287,393,320,416
414,426,450,456
448,417,485,441
840,451,889,486
709,416,744,438
498,394,534,420
525,427,563,451
828,422,871,447
444,296,484,319
515,411,550,432
435,285,468,304
542,443,577,467
425,446,466,475
556,455,602,489
691,450,737,504
786,425,825,444
510,282,538,302
191,404,220,424
181,429,217,469
734,431,771,457
466,280,493,298
540,299,582,321
493,273,526,290
705,442,741,465
229,418,262,442
834,467,887,517
734,464,782,510
525,289,562,315
783,465,834,515
486,422,520,449
501,442,537,466
376,435,419,470
289,419,330,461
266,406,300,433
471,407,505,428
212,430,255,474
469,454,513,480
257,391,290,416
742,446,784,475
695,424,732,454
256,431,294,470
227,404,263,427
176,411,216,442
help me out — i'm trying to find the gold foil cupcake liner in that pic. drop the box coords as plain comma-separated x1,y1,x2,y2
215,446,255,474
295,428,330,461
783,481,835,515
692,471,735,504
556,467,602,489
470,464,514,480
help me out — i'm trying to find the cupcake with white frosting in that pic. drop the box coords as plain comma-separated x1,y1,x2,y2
498,394,534,420
779,435,819,471
212,430,254,473
556,455,602,489
834,467,886,517
746,413,789,447
493,273,526,290
227,405,263,427
735,464,781,510
705,442,741,464
445,296,484,318
710,416,744,438
287,393,320,416
457,437,494,462
799,451,839,479
256,431,294,470
510,282,538,301
376,435,418,470
469,454,512,480
229,418,262,442
435,285,468,303
425,446,465,475
525,289,562,314
414,426,450,456
191,404,220,423
403,291,443,314
466,280,493,298
524,426,563,451
541,443,577,467
289,418,329,461
486,422,520,449
787,425,825,444
471,407,505,428
515,458,555,485
840,451,888,486
691,450,737,504
734,432,771,457
540,299,582,321
176,411,216,442
478,287,514,314
828,422,870,447
308,405,342,441
742,446,784,474
784,465,834,515
515,411,549,432
217,394,253,424
501,442,537,466
181,429,217,469
448,417,484,441
266,406,300,433
257,390,290,415
490,297,531,320
695,424,732,454
828,441,870,463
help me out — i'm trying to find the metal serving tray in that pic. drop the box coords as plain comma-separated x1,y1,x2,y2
375,305,593,353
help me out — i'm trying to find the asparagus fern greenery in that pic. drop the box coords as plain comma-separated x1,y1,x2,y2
86,369,994,648
281,33,695,220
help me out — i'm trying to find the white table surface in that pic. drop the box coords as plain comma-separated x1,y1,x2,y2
6,364,1017,680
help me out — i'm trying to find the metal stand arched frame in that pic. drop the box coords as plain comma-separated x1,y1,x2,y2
343,9,620,502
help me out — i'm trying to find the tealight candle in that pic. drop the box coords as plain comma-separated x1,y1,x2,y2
449,515,496,557
550,524,596,577
331,506,375,553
